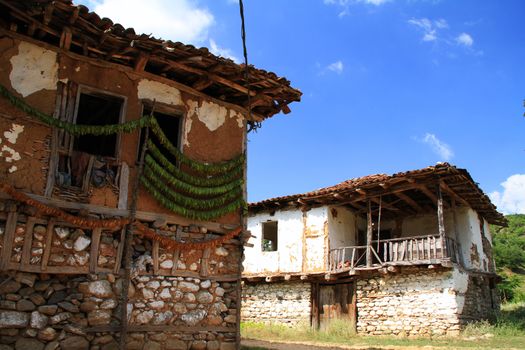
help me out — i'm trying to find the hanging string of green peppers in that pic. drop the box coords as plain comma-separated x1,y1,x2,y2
0,84,152,135
144,155,243,197
149,117,245,174
146,141,243,187
142,167,243,210
140,175,245,220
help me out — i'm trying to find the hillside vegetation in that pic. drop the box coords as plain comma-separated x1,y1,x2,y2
491,214,525,302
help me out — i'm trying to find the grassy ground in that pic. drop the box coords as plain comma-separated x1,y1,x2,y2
241,302,525,349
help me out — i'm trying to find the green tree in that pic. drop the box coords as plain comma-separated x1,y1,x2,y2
491,214,525,302
492,214,525,270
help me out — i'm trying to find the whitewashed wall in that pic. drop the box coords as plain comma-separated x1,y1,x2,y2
455,207,492,272
245,209,304,274
327,206,357,248
304,207,328,272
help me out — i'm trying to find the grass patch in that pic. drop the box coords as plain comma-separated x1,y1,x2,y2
241,302,525,349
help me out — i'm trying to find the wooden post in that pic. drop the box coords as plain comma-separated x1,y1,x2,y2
366,200,372,267
437,184,446,258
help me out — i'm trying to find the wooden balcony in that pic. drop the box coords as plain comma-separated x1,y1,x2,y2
328,234,460,273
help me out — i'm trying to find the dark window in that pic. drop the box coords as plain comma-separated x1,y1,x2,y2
138,107,181,164
262,221,278,252
73,92,123,157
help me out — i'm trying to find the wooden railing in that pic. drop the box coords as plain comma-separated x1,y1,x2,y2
329,234,460,272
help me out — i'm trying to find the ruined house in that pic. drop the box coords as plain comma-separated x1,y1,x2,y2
242,163,506,336
0,1,301,349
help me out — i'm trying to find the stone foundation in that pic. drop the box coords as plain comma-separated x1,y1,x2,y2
0,271,238,349
356,267,499,336
241,281,311,325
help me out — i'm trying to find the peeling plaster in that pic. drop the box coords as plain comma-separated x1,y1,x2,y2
1,145,21,162
137,79,182,106
232,111,245,129
183,99,198,147
197,101,227,132
9,41,58,97
3,124,24,144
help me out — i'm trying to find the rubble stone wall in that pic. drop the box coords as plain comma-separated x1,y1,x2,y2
0,271,238,349
241,281,311,325
356,267,498,336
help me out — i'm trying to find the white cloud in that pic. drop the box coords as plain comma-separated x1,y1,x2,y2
456,32,474,47
324,0,390,17
209,39,239,63
91,0,214,44
324,0,390,5
408,18,448,42
420,133,454,160
327,60,344,74
490,174,525,214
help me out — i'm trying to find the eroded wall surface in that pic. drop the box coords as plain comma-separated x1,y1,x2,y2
241,281,311,326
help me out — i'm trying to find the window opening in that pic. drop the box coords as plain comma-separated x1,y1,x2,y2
73,92,123,157
56,90,124,190
262,221,278,252
137,107,181,165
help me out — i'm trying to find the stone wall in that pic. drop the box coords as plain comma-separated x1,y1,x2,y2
460,274,499,323
241,281,311,325
0,271,238,349
356,267,499,336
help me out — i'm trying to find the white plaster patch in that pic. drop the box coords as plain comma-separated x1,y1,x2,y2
183,99,198,148
137,79,182,106
3,124,24,144
9,41,58,97
1,145,21,163
197,100,227,132
232,111,245,129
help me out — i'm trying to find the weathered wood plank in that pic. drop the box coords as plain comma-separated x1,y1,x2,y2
21,217,37,268
90,228,102,273
40,219,56,271
0,211,18,270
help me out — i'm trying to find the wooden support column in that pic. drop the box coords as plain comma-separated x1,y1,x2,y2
437,184,446,258
366,200,373,267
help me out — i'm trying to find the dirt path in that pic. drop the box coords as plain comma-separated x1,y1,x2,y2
241,339,392,350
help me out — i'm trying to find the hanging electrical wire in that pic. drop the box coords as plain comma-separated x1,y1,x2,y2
239,0,260,133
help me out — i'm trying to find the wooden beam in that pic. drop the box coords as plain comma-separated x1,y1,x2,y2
440,180,469,207
417,185,439,204
366,200,372,267
396,191,423,212
69,6,80,25
0,210,17,271
21,217,36,269
134,51,150,72
370,197,399,211
40,219,56,271
437,185,446,243
152,56,258,98
192,76,213,91
90,228,102,273
0,191,234,234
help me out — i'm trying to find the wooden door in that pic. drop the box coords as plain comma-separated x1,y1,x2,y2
318,283,355,330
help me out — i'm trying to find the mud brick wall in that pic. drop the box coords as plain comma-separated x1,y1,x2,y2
241,281,311,326
356,267,498,336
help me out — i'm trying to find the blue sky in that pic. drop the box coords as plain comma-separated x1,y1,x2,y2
78,0,524,214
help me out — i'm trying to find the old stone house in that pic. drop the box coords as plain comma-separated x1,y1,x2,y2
0,1,300,349
242,163,505,336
